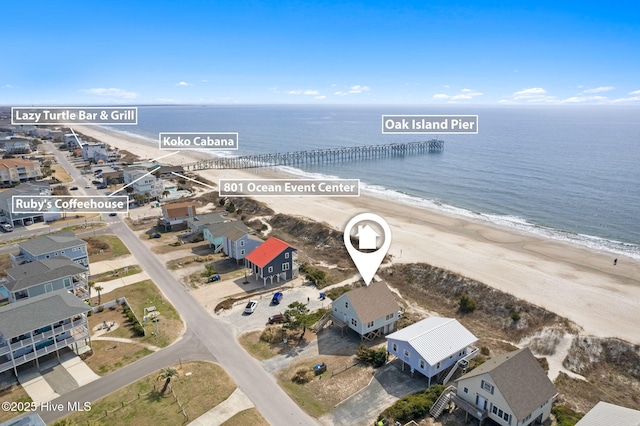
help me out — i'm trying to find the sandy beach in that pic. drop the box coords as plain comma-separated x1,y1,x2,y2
75,125,640,345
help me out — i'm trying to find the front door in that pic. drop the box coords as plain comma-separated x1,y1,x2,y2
476,394,487,410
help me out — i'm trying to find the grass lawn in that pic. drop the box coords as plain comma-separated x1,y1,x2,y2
0,253,11,278
0,385,32,423
61,361,236,426
221,408,269,426
50,164,73,183
238,329,317,361
84,235,131,262
90,280,183,349
83,340,153,376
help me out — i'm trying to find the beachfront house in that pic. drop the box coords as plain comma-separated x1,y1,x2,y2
386,317,479,385
0,289,91,378
123,165,163,201
0,182,60,226
203,220,252,252
63,133,82,149
4,138,32,155
454,347,557,426
187,212,229,232
158,202,197,231
245,237,298,285
2,258,89,303
222,226,263,264
576,401,640,426
10,231,89,268
0,158,43,186
331,281,400,340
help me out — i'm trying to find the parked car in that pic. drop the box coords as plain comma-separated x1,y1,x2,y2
85,184,91,188
208,274,221,282
24,219,33,226
271,292,283,305
1,223,13,232
244,300,258,314
109,212,117,217
268,313,284,324
70,186,79,190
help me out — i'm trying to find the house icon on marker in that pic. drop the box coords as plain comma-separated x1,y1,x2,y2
356,224,379,250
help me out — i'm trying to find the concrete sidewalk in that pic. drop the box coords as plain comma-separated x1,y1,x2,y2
96,271,151,295
187,387,254,426
20,372,60,404
89,255,137,275
60,351,100,387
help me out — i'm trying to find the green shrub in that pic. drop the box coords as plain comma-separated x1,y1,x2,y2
459,294,477,313
510,309,521,321
356,345,387,368
292,368,313,384
379,385,445,423
552,405,583,426
97,305,104,312
299,263,327,286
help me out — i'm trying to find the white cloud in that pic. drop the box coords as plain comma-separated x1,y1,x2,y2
583,86,614,93
612,96,640,103
442,85,450,88
513,87,547,99
348,85,371,94
629,89,640,95
287,89,320,95
201,79,208,83
334,91,347,96
176,81,192,86
561,95,607,103
432,94,450,99
315,95,327,100
83,88,138,99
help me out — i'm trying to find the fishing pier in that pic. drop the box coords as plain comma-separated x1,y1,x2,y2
183,139,443,170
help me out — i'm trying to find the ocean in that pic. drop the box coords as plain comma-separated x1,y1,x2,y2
107,105,640,259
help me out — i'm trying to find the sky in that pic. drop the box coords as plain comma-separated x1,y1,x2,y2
2,1,639,105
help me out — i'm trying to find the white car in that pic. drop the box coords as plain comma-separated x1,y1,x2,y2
244,300,258,314
85,184,91,188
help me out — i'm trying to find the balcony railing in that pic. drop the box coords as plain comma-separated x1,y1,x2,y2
0,317,88,356
452,395,488,421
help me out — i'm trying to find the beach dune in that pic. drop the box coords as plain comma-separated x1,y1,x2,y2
74,125,640,345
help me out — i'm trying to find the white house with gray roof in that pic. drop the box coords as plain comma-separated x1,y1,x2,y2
222,225,262,264
2,258,89,303
576,401,640,426
386,317,478,386
331,281,400,340
0,182,60,226
454,348,557,426
0,289,91,377
11,231,88,267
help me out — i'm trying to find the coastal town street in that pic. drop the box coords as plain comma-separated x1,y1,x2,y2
28,144,320,425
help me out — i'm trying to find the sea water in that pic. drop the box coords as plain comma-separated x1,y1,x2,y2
107,105,640,259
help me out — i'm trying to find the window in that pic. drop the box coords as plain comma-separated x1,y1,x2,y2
481,380,494,394
64,278,71,288
282,263,290,271
503,412,510,422
240,240,244,246
463,387,468,394
367,321,374,328
403,349,410,358
392,343,397,352
240,249,245,256
385,313,394,320
351,318,358,327
419,359,425,369
268,266,273,273
492,406,498,415
285,252,289,259
345,302,349,308
436,362,440,369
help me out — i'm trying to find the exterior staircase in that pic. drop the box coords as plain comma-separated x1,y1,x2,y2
429,385,456,418
313,312,332,333
441,345,480,385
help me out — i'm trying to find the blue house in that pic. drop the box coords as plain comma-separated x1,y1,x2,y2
245,237,298,285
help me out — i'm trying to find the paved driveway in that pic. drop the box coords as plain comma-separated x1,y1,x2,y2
320,363,429,426
215,285,331,336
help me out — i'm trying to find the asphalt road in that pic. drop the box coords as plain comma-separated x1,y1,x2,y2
29,145,319,425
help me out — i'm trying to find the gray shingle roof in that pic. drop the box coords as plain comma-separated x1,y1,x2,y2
0,289,89,339
205,220,252,238
457,348,557,420
4,258,87,292
18,231,85,256
576,402,640,426
336,281,400,324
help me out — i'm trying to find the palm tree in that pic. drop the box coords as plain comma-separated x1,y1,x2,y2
88,281,95,303
158,367,178,393
94,285,103,305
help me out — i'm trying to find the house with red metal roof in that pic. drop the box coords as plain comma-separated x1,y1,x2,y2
245,237,298,285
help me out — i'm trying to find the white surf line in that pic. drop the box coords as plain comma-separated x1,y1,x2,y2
171,172,217,190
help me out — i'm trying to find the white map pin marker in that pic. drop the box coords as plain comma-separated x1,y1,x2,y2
344,213,391,286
